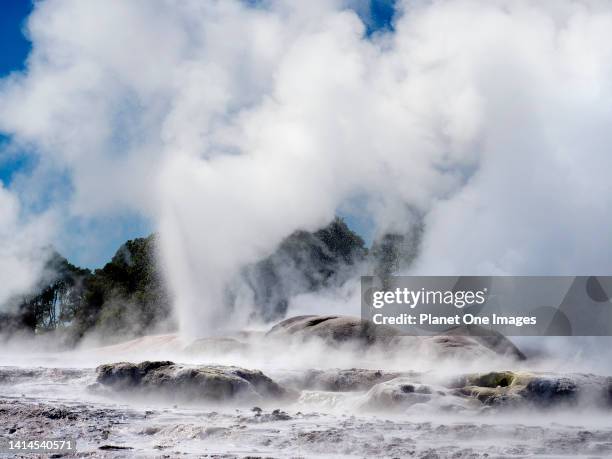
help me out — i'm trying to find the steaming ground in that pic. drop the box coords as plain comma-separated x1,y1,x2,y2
2,325,612,458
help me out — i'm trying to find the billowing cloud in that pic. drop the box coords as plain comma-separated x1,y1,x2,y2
1,0,612,334
0,183,55,307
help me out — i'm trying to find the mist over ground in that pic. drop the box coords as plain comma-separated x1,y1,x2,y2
2,0,612,338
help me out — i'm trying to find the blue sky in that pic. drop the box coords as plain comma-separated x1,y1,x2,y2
0,0,392,268
0,0,33,185
0,1,32,77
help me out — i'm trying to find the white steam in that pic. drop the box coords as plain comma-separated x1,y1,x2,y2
0,184,55,307
1,0,612,335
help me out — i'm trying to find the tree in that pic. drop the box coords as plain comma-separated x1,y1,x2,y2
370,220,423,288
72,234,172,340
2,252,91,336
235,217,367,320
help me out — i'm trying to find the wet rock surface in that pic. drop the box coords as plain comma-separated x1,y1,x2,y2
281,368,416,392
266,314,398,346
0,398,140,458
360,377,481,413
1,321,611,457
2,396,612,458
92,361,612,413
453,371,611,408
419,332,526,361
94,361,294,403
239,407,293,423
0,367,86,384
267,315,526,361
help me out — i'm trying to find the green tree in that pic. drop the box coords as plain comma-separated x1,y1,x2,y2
72,234,172,340
2,252,90,336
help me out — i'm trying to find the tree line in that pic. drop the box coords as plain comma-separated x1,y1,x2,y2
0,218,417,344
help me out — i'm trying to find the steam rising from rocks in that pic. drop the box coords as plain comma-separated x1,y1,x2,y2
2,1,612,335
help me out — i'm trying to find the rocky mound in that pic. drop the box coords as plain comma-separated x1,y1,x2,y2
266,315,398,346
438,326,527,360
280,368,418,392
266,315,525,360
93,361,294,403
452,371,612,408
360,377,480,413
359,371,612,413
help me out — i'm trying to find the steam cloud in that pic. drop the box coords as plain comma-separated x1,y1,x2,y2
1,0,612,335
0,183,55,307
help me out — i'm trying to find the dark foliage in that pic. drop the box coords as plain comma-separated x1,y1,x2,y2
72,235,172,340
0,252,90,337
1,235,171,343
237,217,367,321
1,217,372,342
370,221,423,287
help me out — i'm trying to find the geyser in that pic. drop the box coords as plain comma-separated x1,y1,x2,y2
1,1,612,337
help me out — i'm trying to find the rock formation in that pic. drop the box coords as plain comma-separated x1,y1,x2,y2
93,361,294,403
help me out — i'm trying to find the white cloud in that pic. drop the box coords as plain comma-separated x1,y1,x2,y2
0,183,55,308
1,0,612,333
